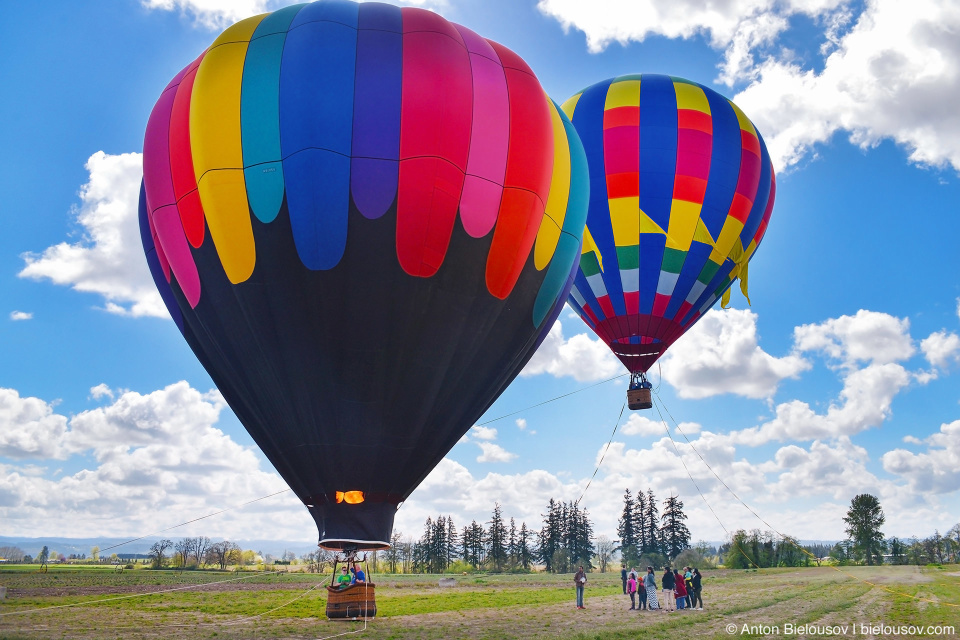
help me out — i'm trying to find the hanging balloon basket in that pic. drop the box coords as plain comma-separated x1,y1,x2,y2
326,548,376,621
627,372,653,410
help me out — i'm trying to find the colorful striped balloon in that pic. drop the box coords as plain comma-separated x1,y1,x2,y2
563,74,775,375
139,0,589,550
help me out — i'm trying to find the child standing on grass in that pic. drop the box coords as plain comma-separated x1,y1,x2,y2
627,572,638,609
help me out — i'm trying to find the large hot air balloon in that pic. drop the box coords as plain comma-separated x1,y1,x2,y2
139,0,589,550
561,75,775,410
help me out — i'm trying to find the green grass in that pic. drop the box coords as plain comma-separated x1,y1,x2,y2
1,565,957,640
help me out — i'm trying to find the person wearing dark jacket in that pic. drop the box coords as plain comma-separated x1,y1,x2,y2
690,568,703,610
621,565,628,594
661,567,676,612
574,566,587,609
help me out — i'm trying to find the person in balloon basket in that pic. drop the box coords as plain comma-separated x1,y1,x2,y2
626,571,638,609
673,568,688,610
574,566,587,609
351,564,366,584
337,566,352,589
643,567,659,610
661,567,676,612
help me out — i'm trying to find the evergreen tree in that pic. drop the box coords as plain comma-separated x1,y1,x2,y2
843,494,886,565
446,516,459,568
518,522,533,570
660,495,691,560
487,503,508,572
566,501,595,569
413,517,434,573
431,516,448,572
507,517,518,568
888,537,906,565
463,520,486,568
635,490,648,558
642,489,661,556
617,489,638,565
537,498,563,572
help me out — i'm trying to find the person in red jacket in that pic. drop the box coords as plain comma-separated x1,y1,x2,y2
673,568,688,609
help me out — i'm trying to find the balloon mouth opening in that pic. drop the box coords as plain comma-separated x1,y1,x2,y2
336,490,365,504
319,538,391,552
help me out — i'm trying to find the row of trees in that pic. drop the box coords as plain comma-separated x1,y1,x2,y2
833,494,960,566
392,499,596,574
617,489,692,566
722,530,811,568
721,495,960,568
146,537,266,569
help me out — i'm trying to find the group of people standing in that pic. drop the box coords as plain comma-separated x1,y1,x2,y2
621,565,703,612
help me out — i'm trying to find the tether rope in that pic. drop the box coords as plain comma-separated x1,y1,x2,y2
651,396,760,569
576,401,626,506
98,488,292,553
477,373,627,426
0,570,288,618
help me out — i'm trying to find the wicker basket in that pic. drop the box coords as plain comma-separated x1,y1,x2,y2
326,583,377,619
627,387,652,410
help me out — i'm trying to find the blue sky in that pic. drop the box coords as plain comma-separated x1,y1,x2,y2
2,0,959,549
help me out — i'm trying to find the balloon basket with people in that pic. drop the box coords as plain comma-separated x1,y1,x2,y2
325,548,376,621
627,372,653,410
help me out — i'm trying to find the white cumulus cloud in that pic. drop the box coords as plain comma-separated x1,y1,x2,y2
18,151,167,319
659,308,810,399
734,0,960,172
141,0,445,31
728,362,912,445
793,309,915,368
522,317,622,382
476,442,518,464
882,420,960,494
537,0,846,54
920,330,960,369
89,384,114,401
620,414,700,438
0,382,303,539
540,0,960,174
0,389,71,460
470,425,498,441
9,311,32,321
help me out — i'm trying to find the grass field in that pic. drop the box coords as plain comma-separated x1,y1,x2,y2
0,564,957,639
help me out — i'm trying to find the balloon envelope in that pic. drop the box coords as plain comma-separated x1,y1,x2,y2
140,0,589,549
562,74,775,374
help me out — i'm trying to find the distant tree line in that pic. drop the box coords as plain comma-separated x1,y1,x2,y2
830,494,959,566
720,494,960,568
721,530,812,568
388,499,596,574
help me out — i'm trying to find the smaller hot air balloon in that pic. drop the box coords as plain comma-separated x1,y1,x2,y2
561,74,776,409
